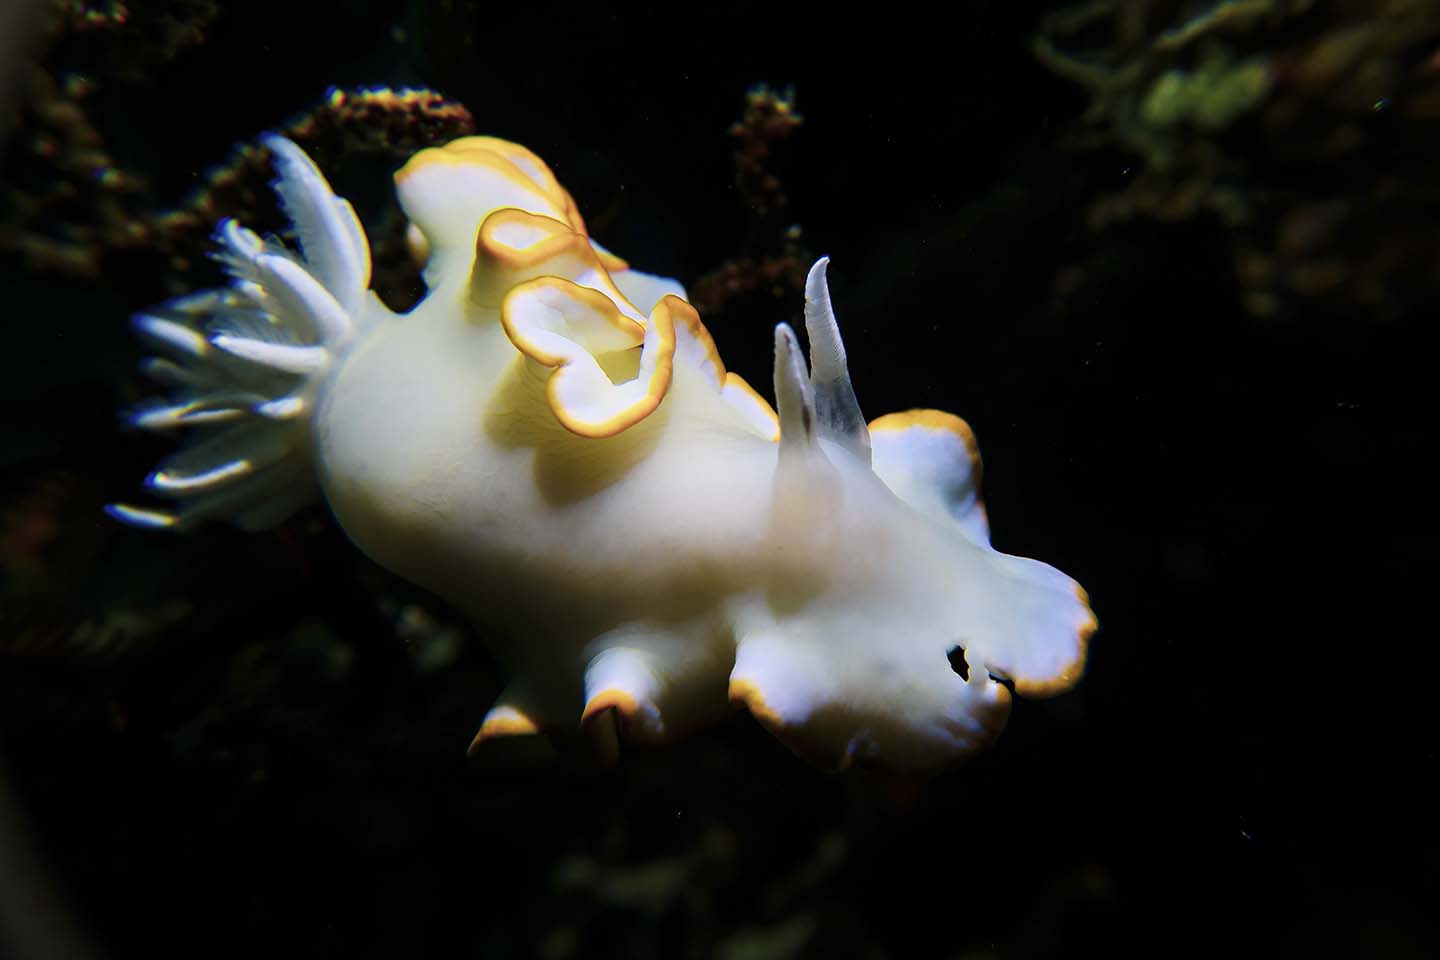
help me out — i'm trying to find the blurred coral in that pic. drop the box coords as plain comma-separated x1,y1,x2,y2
690,84,811,318
0,0,219,273
148,86,476,308
1034,0,1440,321
0,3,473,308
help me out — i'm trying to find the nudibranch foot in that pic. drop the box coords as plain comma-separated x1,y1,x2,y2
113,132,1094,777
582,647,667,741
469,699,543,753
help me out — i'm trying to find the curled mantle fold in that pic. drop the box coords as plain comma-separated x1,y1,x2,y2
111,135,1096,774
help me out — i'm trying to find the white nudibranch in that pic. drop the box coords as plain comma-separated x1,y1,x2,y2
112,135,1095,774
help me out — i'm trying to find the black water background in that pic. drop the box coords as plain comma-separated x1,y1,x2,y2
0,3,1432,957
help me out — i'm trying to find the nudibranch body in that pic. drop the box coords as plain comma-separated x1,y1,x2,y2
112,135,1095,773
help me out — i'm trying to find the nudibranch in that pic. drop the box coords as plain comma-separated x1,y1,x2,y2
110,134,1095,773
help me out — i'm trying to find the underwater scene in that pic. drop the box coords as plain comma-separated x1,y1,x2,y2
0,1,1433,957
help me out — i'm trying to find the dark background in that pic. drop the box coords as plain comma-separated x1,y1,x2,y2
1,1,1432,957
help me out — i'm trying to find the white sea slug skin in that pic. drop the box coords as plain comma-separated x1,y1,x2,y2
112,135,1096,774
